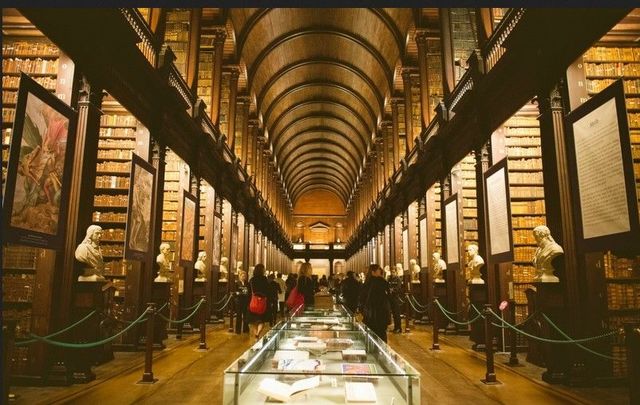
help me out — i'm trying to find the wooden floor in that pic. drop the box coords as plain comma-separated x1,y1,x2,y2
11,323,624,404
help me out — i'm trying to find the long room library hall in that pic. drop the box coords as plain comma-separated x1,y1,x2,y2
2,6,640,405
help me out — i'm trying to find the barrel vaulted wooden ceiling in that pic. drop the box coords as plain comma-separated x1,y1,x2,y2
225,8,415,209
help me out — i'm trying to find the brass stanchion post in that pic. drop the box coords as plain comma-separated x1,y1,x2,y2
138,304,158,384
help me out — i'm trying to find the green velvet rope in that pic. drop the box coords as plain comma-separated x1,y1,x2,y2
157,298,205,325
25,306,152,349
433,299,467,316
434,299,484,326
15,310,97,347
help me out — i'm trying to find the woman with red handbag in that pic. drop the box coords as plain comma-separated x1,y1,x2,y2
247,263,270,340
296,262,315,308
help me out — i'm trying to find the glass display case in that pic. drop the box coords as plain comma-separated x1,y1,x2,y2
223,309,420,404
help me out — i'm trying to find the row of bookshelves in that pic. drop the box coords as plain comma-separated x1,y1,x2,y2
100,114,137,127
3,41,59,57
604,253,640,279
584,62,640,77
92,211,127,223
512,265,536,283
2,74,56,90
2,57,58,75
3,274,36,302
606,284,640,310
514,246,537,262
583,46,640,62
96,176,130,189
586,78,640,95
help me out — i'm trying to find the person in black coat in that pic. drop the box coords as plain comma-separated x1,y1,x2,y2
247,263,270,339
361,264,391,342
387,266,404,333
341,271,360,315
234,270,250,334
267,273,281,325
296,262,315,308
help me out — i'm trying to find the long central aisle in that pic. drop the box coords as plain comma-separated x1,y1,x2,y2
12,324,602,404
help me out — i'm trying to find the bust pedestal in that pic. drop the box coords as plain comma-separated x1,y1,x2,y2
193,280,209,324
433,282,448,331
71,281,113,383
536,282,587,385
469,284,487,351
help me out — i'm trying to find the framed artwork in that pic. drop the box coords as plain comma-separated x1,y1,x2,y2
212,214,222,266
180,190,197,266
124,153,156,260
565,79,640,252
483,158,514,263
3,74,77,248
444,193,460,265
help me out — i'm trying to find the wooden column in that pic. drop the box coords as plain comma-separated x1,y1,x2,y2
402,68,414,156
407,202,418,265
210,28,226,126
236,96,250,160
439,8,456,97
415,30,432,128
237,214,245,274
149,141,167,295
391,99,401,172
226,67,239,149
186,8,202,93
475,144,492,291
247,119,258,173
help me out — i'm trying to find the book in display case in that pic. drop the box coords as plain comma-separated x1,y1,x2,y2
223,304,420,404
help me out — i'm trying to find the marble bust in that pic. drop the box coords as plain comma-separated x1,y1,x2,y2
432,251,446,283
236,260,243,275
155,242,172,282
195,251,207,282
383,265,391,279
75,225,106,281
409,259,421,283
533,225,564,283
466,244,485,284
395,263,404,277
219,256,229,282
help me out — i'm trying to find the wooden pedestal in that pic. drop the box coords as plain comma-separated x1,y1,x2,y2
433,283,448,331
469,284,487,351
145,282,170,349
71,281,113,383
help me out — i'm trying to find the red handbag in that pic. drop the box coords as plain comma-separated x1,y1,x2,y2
286,286,305,309
249,281,267,315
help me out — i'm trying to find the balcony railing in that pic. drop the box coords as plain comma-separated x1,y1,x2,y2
482,8,526,72
119,8,160,68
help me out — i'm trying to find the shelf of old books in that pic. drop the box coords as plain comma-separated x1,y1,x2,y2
491,103,547,343
162,8,192,79
579,42,640,378
223,305,420,404
197,34,214,119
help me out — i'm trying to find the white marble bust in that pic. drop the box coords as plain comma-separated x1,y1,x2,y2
395,263,404,277
75,225,106,282
410,258,421,283
195,251,207,282
235,260,243,275
533,225,564,283
155,242,172,282
466,244,485,284
219,256,229,282
432,251,446,283
383,265,391,279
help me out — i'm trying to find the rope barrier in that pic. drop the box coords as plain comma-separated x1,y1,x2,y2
487,309,620,344
15,310,97,346
434,300,483,326
24,306,153,349
541,313,622,362
405,294,431,314
181,299,205,312
490,309,540,330
157,298,205,325
212,293,229,307
407,294,430,310
216,295,233,312
434,299,467,316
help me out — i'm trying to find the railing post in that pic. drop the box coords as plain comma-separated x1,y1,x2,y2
431,299,440,351
508,299,520,366
481,304,499,384
3,320,17,402
626,323,640,404
228,298,236,333
198,297,208,351
138,303,157,384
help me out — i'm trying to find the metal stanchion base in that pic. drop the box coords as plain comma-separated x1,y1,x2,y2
481,376,501,385
195,347,210,352
137,374,158,385
430,344,441,351
72,370,96,384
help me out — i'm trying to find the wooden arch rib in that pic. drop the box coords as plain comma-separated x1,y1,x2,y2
293,185,347,208
282,152,356,187
276,126,364,164
268,101,372,147
257,58,384,115
263,83,376,134
289,168,352,199
284,157,356,187
290,177,350,205
280,143,359,181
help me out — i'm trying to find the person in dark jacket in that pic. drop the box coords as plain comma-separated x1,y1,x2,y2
296,262,315,307
267,273,281,325
387,266,404,333
234,270,250,334
285,273,297,302
247,263,270,339
341,271,360,314
361,264,391,342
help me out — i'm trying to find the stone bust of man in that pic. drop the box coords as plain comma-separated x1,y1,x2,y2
219,256,229,282
432,251,446,283
466,244,485,284
383,265,390,279
236,260,243,275
395,263,404,277
155,242,172,282
409,259,421,283
75,225,106,282
533,225,564,283
195,251,207,281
